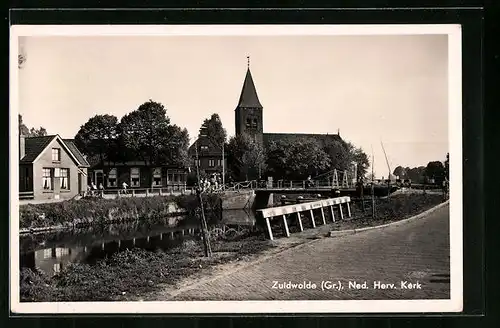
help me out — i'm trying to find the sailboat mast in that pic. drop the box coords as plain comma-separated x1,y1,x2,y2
380,140,391,179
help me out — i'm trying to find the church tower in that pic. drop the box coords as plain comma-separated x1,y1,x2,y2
235,57,263,145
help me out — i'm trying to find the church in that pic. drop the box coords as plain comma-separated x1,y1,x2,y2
190,58,344,178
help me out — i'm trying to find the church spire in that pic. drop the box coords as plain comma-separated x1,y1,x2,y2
237,57,262,108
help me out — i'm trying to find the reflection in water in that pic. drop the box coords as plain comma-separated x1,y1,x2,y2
20,210,258,277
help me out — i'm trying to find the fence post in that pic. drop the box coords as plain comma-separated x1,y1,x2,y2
146,189,149,197
132,189,135,197
303,181,305,189
290,181,293,188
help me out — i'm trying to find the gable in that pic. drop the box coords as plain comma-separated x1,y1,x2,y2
37,137,82,167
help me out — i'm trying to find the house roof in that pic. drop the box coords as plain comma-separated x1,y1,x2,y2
20,136,57,164
236,68,262,109
20,135,89,167
63,139,90,167
263,133,343,146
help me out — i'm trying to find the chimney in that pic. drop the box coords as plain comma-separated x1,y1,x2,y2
19,132,26,160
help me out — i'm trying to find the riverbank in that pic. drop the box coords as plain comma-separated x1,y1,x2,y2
19,194,222,231
19,193,446,302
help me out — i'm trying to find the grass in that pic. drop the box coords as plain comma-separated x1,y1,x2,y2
19,194,222,230
20,233,274,302
330,193,446,231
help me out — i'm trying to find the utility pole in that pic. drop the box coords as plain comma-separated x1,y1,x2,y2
195,140,212,257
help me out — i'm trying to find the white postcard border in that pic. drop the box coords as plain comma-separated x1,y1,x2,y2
9,24,463,314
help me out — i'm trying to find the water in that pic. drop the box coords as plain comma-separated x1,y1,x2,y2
19,210,258,277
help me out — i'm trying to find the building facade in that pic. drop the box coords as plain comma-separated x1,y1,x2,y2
19,135,90,200
88,161,187,191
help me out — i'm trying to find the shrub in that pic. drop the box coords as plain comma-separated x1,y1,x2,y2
19,194,223,229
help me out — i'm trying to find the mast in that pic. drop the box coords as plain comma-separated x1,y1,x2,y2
371,145,375,219
380,140,391,196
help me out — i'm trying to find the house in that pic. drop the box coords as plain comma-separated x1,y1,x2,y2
88,161,188,191
19,134,90,200
187,122,227,177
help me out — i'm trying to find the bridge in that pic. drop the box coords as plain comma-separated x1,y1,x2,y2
218,168,358,193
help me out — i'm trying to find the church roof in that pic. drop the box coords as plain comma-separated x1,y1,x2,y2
263,133,343,147
236,68,262,109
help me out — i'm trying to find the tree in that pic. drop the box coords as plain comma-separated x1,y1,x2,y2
159,125,190,168
266,138,330,180
200,113,227,149
350,145,370,179
74,114,119,165
119,100,171,167
119,100,190,185
322,139,351,171
19,114,48,137
424,161,445,184
393,166,407,179
444,153,449,180
227,133,267,181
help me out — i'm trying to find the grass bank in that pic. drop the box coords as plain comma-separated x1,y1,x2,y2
20,233,274,302
330,193,446,231
19,194,222,230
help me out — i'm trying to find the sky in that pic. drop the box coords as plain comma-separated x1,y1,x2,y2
17,33,449,178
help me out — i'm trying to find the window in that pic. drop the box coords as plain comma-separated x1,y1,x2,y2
217,159,223,167
107,168,117,187
153,167,162,186
246,118,251,128
252,118,258,128
130,168,140,187
208,159,215,167
52,148,61,162
56,248,69,257
53,263,62,274
42,168,53,190
60,168,69,189
200,145,209,151
43,248,52,259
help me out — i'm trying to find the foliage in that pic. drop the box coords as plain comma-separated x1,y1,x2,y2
227,133,267,180
424,161,446,184
19,194,222,229
444,153,449,180
348,143,370,179
322,139,351,171
119,100,171,167
19,114,48,137
266,137,330,180
200,113,227,149
74,114,119,165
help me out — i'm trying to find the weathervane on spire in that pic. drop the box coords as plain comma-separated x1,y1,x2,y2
247,56,250,68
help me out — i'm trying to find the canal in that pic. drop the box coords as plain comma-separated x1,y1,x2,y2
19,209,259,277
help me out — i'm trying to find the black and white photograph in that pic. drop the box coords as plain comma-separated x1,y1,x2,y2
10,24,462,313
